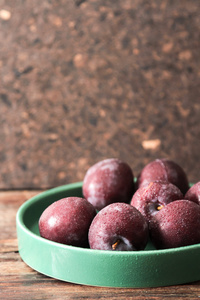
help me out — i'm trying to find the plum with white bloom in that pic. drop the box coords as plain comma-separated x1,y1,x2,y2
83,158,135,211
39,197,96,247
89,202,148,251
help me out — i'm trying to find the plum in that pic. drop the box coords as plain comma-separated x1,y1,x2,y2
39,197,96,247
137,158,189,195
83,158,135,211
89,202,148,251
149,200,200,249
130,181,183,222
185,182,200,204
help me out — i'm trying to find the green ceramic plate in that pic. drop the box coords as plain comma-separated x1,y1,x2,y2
16,182,200,288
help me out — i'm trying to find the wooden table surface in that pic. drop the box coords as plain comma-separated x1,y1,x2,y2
1,190,200,299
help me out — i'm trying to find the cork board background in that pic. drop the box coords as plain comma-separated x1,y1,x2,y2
0,0,200,189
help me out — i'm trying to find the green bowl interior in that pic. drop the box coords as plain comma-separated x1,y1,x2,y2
16,182,200,288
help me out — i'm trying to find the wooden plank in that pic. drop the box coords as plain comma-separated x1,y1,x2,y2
1,190,200,299
0,190,41,206
0,191,41,239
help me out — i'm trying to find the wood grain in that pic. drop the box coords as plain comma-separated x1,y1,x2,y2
1,190,200,299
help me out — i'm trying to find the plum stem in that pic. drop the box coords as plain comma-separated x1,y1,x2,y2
157,204,164,211
112,239,121,250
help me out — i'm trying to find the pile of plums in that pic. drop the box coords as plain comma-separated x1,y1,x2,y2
39,158,200,251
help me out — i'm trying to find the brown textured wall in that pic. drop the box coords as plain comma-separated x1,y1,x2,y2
0,0,200,189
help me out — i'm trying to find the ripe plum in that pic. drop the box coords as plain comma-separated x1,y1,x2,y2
131,181,183,222
137,158,189,194
185,182,200,204
149,200,200,249
83,158,135,211
89,202,148,251
39,197,96,247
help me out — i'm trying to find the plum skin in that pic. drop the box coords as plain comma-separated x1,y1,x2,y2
83,158,135,211
137,158,189,195
149,200,200,249
185,182,200,204
130,181,183,222
39,197,96,247
89,202,149,251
